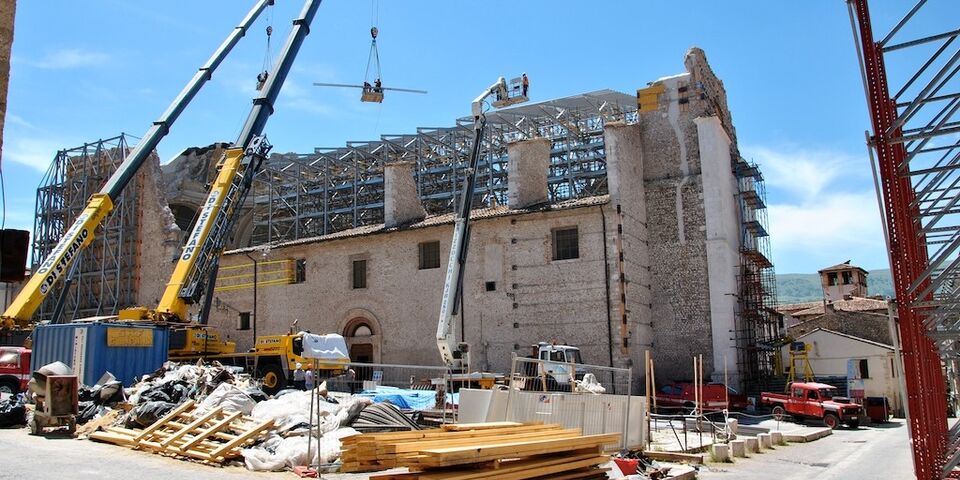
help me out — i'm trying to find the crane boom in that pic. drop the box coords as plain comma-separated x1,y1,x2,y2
0,0,275,330
436,77,512,371
144,0,323,324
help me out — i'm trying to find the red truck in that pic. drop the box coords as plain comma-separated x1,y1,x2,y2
656,382,749,412
761,382,864,429
0,347,31,395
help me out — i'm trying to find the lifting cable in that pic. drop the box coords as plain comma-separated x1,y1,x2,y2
364,0,381,85
256,5,274,90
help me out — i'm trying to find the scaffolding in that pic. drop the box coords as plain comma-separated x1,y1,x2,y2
733,156,779,392
848,1,959,477
31,134,140,323
250,90,637,245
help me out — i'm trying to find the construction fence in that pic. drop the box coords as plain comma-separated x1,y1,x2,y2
458,357,646,449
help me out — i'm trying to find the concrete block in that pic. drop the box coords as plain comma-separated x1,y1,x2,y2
771,431,785,445
726,417,738,435
744,437,760,453
758,432,772,449
710,443,731,462
729,439,746,458
783,427,833,443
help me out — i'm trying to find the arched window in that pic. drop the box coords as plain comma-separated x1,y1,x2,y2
352,324,373,337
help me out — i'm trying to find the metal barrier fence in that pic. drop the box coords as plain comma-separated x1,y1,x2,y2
503,355,640,449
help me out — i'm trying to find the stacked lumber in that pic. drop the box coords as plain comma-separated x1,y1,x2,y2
340,421,619,479
89,400,274,464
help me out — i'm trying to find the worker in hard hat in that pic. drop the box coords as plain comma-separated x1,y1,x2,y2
293,362,305,390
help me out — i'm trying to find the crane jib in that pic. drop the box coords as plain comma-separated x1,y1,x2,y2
36,217,91,295
181,192,221,262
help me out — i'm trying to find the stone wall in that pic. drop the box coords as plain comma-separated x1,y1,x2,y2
0,0,13,162
207,203,615,375
135,153,183,307
788,310,894,346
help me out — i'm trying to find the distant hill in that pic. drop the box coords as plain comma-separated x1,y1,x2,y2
775,269,893,304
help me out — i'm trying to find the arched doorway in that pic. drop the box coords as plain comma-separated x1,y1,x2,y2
342,315,381,364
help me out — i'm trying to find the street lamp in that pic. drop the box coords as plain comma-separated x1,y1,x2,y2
243,246,271,351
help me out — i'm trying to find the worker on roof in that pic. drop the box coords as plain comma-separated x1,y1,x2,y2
522,73,529,97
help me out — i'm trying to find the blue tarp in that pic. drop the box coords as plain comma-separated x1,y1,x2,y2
358,386,436,410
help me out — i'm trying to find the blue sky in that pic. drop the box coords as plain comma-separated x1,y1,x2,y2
2,1,956,274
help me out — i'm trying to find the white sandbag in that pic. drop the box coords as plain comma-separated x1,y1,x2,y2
200,383,256,415
300,333,350,362
575,373,607,394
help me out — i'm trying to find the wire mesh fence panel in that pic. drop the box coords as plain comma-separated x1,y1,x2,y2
508,356,632,395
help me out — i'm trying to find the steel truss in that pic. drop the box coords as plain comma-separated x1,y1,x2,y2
734,157,779,392
849,1,959,477
31,134,140,322
250,90,637,245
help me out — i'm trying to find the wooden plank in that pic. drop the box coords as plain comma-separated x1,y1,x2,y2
161,407,222,448
440,421,526,431
207,419,275,460
415,434,619,468
641,450,705,465
133,400,195,443
346,424,562,444
89,430,136,446
382,429,584,454
370,454,607,480
180,411,242,452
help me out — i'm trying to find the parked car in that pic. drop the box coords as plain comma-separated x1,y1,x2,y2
761,382,864,429
656,382,749,412
0,347,31,394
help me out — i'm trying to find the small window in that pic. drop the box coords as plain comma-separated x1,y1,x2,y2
842,271,852,285
418,241,441,270
238,312,251,331
294,259,306,283
485,281,497,292
352,259,367,289
828,272,838,286
859,358,870,379
552,227,580,261
807,390,818,400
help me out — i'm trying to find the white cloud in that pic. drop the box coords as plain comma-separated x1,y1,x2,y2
742,145,871,203
26,49,110,69
4,137,63,171
748,144,889,273
5,114,37,130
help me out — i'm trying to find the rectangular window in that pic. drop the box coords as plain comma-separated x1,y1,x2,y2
238,312,251,331
842,271,852,285
485,281,497,292
828,272,838,286
552,227,580,261
418,241,441,270
352,259,367,289
859,358,870,379
294,259,306,283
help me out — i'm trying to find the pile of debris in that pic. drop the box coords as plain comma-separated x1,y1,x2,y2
76,361,427,470
340,421,619,478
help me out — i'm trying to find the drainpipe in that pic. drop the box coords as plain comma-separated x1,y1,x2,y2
600,205,615,369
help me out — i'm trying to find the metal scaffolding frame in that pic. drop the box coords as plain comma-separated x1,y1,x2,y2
734,156,779,392
250,90,637,245
31,134,140,322
848,0,959,477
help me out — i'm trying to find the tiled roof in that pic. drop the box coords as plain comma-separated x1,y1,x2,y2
790,296,888,317
818,261,868,274
795,327,894,350
226,194,610,255
777,301,823,314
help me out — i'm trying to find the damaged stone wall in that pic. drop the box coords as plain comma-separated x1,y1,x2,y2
638,47,742,385
0,0,14,161
135,153,183,307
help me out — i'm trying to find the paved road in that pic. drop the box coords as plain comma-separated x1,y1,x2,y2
698,419,913,480
0,419,914,479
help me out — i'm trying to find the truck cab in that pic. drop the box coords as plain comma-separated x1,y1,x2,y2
0,347,31,394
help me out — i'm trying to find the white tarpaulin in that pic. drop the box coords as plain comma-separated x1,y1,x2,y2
300,333,349,363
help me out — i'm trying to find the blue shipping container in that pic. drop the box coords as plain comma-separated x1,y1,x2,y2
31,322,169,386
